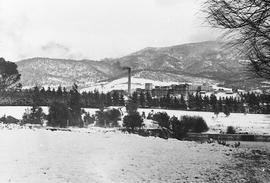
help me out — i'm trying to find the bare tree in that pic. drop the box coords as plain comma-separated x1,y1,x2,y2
204,0,270,80
0,57,21,90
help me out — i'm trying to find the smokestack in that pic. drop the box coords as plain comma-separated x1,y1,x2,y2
127,67,131,95
122,67,131,96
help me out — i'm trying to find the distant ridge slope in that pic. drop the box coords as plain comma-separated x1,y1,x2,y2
17,41,260,90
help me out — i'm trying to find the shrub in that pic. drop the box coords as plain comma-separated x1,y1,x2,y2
95,108,121,127
22,85,46,125
68,83,83,127
226,126,236,134
223,106,230,117
123,112,144,130
147,110,154,119
105,108,121,127
0,115,19,124
21,107,46,125
95,108,106,127
68,109,84,127
170,116,185,139
47,102,70,127
126,100,138,114
83,112,95,126
214,109,219,116
180,115,208,133
152,112,170,129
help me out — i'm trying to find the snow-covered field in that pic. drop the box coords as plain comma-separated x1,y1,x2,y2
0,127,269,183
0,106,49,119
136,109,270,135
1,106,269,135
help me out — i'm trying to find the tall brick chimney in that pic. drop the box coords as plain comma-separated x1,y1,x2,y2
127,67,131,95
122,67,131,95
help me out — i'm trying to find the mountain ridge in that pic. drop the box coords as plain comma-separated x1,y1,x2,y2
16,41,263,91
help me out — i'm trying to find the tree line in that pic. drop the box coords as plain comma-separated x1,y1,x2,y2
130,91,270,114
0,85,269,114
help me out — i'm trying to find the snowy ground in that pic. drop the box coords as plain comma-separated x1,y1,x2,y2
136,109,270,135
0,106,270,135
0,106,49,120
0,127,270,183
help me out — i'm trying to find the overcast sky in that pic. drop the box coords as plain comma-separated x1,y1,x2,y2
0,0,221,61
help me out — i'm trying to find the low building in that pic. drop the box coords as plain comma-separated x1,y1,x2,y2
152,86,170,98
250,89,263,95
110,90,126,96
145,83,153,91
170,84,189,97
188,85,200,94
237,89,247,94
200,85,214,92
215,91,241,100
136,88,146,93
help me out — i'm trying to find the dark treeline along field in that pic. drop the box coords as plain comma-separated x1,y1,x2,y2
0,84,270,114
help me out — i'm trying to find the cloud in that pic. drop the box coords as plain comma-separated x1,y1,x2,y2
42,42,70,53
40,42,83,60
0,0,219,61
